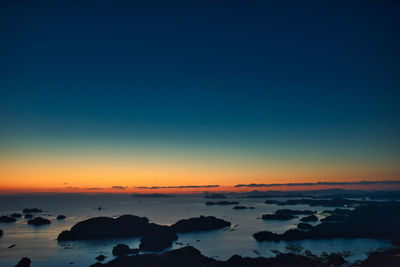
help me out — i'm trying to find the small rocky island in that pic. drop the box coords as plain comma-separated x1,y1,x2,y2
204,193,226,199
205,201,239,205
58,214,231,251
233,205,254,210
28,217,51,226
171,216,231,233
0,216,16,223
131,194,175,198
56,215,66,220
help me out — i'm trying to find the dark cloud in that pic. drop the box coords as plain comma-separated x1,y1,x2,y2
111,186,128,190
235,180,400,187
134,185,220,189
86,187,103,190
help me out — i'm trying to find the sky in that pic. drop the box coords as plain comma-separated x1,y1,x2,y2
1,1,400,193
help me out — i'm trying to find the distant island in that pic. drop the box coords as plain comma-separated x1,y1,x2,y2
131,193,175,198
204,193,227,199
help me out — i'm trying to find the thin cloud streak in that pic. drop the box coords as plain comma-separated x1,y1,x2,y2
234,180,400,187
134,185,220,189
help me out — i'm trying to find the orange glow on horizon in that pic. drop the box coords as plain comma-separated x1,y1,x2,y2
1,183,400,195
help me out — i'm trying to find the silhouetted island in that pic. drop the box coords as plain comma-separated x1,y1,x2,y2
24,214,33,219
171,216,231,233
57,215,150,240
205,201,239,205
233,205,254,210
0,229,3,236
204,193,227,199
139,225,178,251
10,213,22,218
57,214,231,251
254,204,400,242
245,190,400,201
0,216,16,223
131,194,175,198
28,217,51,226
56,215,66,220
300,214,318,222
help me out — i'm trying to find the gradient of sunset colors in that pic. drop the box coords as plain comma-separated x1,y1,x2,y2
1,1,400,193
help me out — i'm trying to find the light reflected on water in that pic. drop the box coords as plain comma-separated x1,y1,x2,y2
0,194,392,266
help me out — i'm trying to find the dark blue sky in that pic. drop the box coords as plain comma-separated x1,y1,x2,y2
1,1,399,185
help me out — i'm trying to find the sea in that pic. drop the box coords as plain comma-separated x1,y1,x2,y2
0,194,391,266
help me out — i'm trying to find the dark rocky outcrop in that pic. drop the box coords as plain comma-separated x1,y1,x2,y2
90,246,327,267
139,225,178,251
262,209,315,221
204,193,227,199
28,217,51,226
15,257,31,267
23,208,42,213
300,215,318,222
0,216,16,223
24,214,33,219
57,215,150,240
10,213,22,218
320,215,345,223
206,201,239,206
57,215,66,220
233,206,254,210
0,229,3,236
360,247,400,267
91,246,218,267
254,204,400,242
90,243,400,267
297,223,313,231
112,244,139,256
171,216,231,233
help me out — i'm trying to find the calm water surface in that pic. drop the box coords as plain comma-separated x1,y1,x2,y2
0,194,391,266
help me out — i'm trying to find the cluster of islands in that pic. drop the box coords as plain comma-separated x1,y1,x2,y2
2,189,400,266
